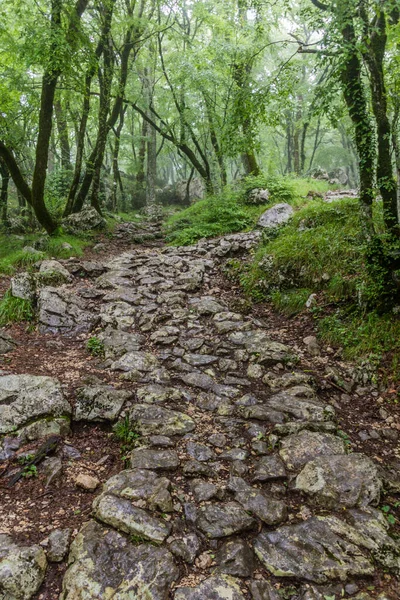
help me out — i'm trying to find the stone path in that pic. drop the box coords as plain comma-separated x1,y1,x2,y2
0,226,399,600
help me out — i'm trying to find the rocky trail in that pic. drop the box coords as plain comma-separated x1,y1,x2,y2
1,221,400,600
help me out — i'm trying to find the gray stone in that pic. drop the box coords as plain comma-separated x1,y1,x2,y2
174,575,246,600
258,203,294,229
249,580,280,600
62,207,106,234
136,384,185,404
187,441,215,461
253,455,287,482
60,520,178,599
0,331,16,355
38,287,98,334
184,353,219,367
111,351,159,373
100,469,173,512
228,330,295,364
191,296,226,315
47,529,71,562
42,456,63,487
93,494,171,543
39,260,72,283
196,502,255,538
264,389,334,423
74,385,130,422
254,512,395,583
279,430,345,471
216,539,254,577
0,374,70,435
190,479,219,502
130,448,179,471
0,534,47,600
295,454,382,508
11,272,36,302
101,329,143,359
169,533,200,564
228,477,287,525
130,404,195,436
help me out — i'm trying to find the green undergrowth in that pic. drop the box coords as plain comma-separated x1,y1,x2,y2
225,196,400,377
0,291,34,326
165,176,333,246
0,233,90,276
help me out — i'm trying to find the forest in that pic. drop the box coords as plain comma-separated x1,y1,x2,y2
1,2,400,599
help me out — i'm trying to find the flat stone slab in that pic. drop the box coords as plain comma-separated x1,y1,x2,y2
100,469,173,512
0,375,70,435
60,520,178,599
74,385,130,422
263,389,335,423
174,575,246,600
0,535,47,600
295,453,382,508
254,517,374,583
38,287,98,334
228,477,287,525
279,430,346,471
93,494,171,543
228,330,295,364
196,502,255,538
111,351,159,373
130,448,180,471
129,404,195,436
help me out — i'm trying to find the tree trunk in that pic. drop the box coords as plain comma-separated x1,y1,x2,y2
54,98,72,172
0,160,9,224
361,9,398,235
340,17,375,240
136,116,147,190
111,106,126,211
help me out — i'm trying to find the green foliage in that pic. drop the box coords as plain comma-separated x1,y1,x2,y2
0,233,88,275
165,187,255,246
0,291,34,326
270,289,313,316
17,453,35,465
241,175,295,205
21,464,37,478
86,336,105,357
113,416,141,447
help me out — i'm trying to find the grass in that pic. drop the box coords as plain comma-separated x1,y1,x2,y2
165,176,334,246
0,232,89,275
0,291,35,326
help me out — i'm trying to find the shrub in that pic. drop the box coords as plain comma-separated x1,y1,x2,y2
0,291,35,326
241,175,295,205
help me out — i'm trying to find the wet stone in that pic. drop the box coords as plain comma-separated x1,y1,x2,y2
190,479,219,502
129,404,195,436
174,575,246,600
216,539,254,578
169,533,200,564
228,477,287,525
93,494,171,543
295,453,382,508
60,520,179,600
47,529,71,563
187,441,215,461
0,534,47,600
99,468,173,512
196,501,255,538
74,385,130,422
254,516,375,583
280,430,346,471
252,455,287,482
130,448,180,471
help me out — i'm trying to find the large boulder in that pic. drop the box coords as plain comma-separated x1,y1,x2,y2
0,374,70,436
60,520,179,599
0,534,47,600
258,203,294,229
62,207,106,234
